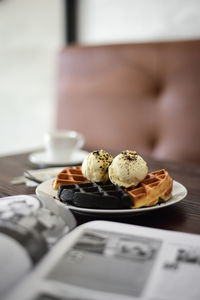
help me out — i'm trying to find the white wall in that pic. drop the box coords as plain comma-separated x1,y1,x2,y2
0,0,63,156
78,0,200,44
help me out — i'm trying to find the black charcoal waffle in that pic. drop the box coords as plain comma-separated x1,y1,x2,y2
58,181,133,209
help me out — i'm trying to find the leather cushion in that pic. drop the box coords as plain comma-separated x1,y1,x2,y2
57,40,200,164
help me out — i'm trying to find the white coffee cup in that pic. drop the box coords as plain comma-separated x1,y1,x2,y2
44,130,85,162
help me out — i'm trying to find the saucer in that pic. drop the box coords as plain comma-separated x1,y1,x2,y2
29,149,89,167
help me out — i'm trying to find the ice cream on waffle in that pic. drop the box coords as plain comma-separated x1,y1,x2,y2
82,150,113,182
53,149,113,190
53,150,173,209
109,150,148,188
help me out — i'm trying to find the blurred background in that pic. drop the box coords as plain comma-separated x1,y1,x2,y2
0,0,200,156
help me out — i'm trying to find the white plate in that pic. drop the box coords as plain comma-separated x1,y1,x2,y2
36,179,187,216
29,149,89,167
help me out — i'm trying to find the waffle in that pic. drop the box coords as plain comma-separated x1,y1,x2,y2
58,181,132,209
52,166,88,190
55,168,173,209
125,169,173,208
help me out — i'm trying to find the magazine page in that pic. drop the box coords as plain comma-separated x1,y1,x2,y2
0,233,32,296
0,195,76,299
4,220,200,300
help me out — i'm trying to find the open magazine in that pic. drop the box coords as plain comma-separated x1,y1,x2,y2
1,193,200,300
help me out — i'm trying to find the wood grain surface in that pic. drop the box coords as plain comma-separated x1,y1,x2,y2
0,152,200,234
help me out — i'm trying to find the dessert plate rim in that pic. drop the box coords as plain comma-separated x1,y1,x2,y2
36,179,187,216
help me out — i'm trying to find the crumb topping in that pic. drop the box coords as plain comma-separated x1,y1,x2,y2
121,150,138,161
92,150,113,166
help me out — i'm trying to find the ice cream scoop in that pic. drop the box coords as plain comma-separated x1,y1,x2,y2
108,150,148,188
82,150,113,182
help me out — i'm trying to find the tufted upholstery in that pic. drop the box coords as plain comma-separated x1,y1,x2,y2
56,40,200,164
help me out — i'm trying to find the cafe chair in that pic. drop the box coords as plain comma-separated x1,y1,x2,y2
56,40,200,164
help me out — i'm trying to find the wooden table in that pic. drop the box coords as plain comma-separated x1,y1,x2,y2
0,152,200,234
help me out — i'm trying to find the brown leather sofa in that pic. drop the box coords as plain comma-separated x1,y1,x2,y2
56,40,200,164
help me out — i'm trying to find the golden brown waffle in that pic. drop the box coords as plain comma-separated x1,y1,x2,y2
125,169,173,208
52,166,88,190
